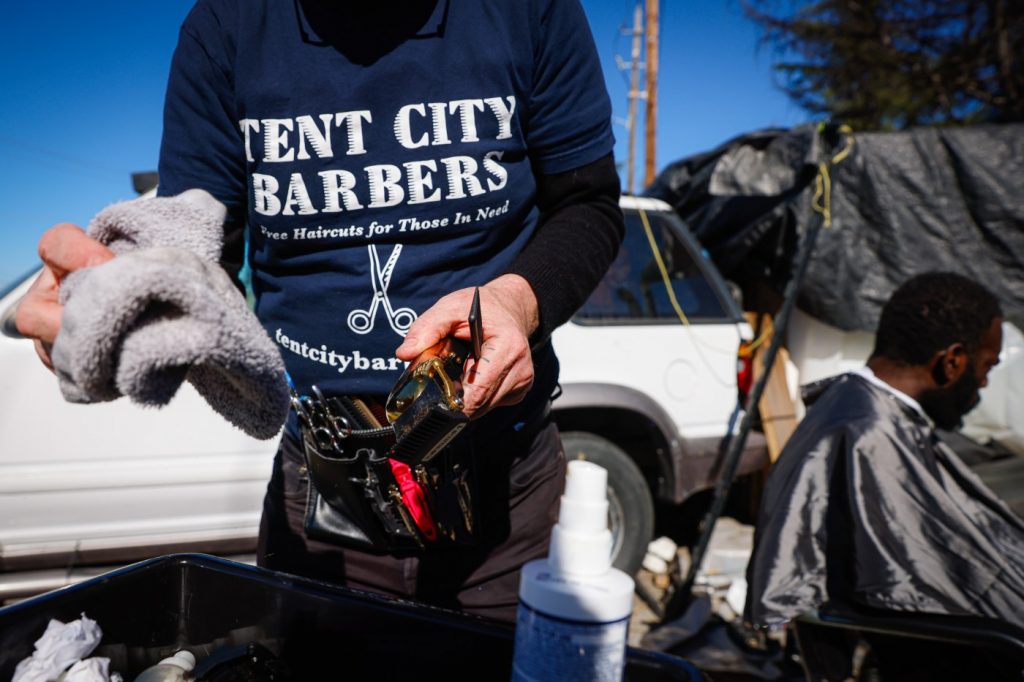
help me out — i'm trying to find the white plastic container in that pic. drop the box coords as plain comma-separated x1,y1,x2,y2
511,460,635,682
133,650,195,682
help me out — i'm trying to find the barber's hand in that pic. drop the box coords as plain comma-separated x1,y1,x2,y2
14,224,115,369
396,274,539,419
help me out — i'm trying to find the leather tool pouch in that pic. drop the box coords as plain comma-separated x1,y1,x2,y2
300,398,480,553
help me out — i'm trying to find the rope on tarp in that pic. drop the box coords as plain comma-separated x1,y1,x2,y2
811,123,855,228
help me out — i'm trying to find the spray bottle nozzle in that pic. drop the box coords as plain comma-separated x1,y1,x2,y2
548,460,614,575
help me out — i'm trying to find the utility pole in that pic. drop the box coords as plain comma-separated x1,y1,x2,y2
625,2,643,195
644,0,659,187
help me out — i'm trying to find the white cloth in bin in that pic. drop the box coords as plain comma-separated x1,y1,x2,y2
12,613,102,682
63,657,119,682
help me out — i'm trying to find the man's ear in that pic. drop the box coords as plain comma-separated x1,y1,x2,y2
930,344,967,387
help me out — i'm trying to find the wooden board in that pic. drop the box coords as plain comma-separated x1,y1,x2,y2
745,313,799,463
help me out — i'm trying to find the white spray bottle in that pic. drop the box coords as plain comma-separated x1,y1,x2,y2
511,459,635,682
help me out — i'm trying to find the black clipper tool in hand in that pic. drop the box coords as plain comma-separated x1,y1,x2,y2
385,287,483,464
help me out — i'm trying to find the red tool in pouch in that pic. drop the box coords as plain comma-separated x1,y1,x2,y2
388,459,438,541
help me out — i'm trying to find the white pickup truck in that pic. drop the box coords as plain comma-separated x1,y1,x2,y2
0,195,766,599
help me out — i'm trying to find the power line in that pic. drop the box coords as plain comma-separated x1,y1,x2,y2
0,135,127,179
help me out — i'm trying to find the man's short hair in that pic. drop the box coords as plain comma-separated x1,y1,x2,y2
872,272,1002,365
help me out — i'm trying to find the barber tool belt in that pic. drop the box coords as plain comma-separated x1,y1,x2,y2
293,338,480,552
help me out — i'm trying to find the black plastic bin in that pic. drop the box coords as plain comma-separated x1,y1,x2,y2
0,554,702,680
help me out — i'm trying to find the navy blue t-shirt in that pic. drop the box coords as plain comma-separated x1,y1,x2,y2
158,0,613,426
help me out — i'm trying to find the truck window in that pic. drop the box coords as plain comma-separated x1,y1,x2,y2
575,209,728,323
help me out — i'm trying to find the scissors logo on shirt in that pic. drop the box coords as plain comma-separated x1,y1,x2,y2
347,244,417,337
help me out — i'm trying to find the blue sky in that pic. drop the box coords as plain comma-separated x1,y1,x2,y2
0,1,807,287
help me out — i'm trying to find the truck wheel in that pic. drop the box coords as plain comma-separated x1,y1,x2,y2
560,431,655,577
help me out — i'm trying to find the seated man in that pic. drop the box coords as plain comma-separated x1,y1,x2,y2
745,272,1024,629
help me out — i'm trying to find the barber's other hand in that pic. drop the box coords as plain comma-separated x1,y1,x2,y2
396,274,539,419
14,224,115,369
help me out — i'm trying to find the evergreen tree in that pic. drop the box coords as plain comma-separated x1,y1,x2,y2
744,0,1023,130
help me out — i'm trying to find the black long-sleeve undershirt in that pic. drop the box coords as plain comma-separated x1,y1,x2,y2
510,153,624,344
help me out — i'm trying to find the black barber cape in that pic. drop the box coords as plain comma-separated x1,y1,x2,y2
745,373,1024,628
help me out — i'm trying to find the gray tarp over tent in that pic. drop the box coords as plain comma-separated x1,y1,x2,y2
644,123,1024,331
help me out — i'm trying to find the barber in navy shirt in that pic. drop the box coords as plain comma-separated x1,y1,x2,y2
17,0,623,622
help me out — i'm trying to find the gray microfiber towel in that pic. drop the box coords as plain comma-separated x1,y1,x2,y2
50,189,289,440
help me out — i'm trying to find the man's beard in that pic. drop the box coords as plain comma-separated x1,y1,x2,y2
918,367,981,431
